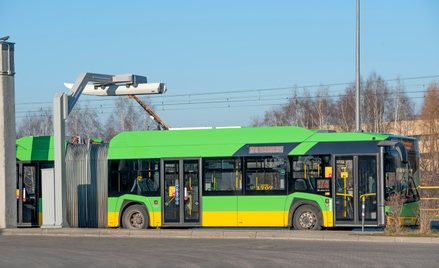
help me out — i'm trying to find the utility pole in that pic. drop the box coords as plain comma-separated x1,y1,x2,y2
0,38,17,228
355,0,361,132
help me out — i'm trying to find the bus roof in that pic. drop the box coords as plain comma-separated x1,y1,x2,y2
16,136,55,161
108,126,390,160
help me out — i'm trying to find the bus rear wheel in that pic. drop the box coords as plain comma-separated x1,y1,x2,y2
293,205,321,231
122,205,149,229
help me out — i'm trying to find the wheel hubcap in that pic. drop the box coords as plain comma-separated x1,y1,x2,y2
129,212,144,228
299,211,316,229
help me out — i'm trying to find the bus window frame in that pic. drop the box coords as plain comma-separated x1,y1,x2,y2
202,157,243,197
243,156,288,196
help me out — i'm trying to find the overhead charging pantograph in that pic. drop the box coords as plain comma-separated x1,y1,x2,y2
49,73,168,229
63,73,170,130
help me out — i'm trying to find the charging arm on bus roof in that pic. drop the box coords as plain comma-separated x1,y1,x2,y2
377,140,408,164
64,73,149,118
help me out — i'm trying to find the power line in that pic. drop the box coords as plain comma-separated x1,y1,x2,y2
15,94,429,120
14,74,438,120
14,85,432,114
15,74,439,107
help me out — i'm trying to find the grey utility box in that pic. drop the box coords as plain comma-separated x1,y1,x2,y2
41,168,56,228
0,42,15,75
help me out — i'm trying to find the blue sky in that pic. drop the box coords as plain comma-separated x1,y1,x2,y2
4,0,439,128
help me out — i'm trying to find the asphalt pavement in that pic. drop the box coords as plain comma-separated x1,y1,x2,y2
1,235,438,268
1,227,438,244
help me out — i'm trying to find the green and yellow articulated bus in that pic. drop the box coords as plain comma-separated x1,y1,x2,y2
16,126,420,230
107,126,420,230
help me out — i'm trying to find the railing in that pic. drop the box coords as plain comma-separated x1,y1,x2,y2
419,186,439,212
418,186,439,214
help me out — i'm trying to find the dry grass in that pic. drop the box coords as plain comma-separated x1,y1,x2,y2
417,173,439,235
418,207,433,235
384,194,406,235
373,229,439,237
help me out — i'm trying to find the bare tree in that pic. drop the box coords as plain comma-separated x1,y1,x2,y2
16,108,53,138
334,85,356,132
361,72,390,133
102,96,156,141
81,103,102,140
313,85,333,128
248,72,417,137
103,114,120,142
420,81,439,183
388,78,416,136
66,104,84,138
250,86,336,130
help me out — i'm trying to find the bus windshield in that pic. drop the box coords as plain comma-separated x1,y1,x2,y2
384,140,419,201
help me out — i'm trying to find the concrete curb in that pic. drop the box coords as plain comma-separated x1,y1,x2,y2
0,228,437,243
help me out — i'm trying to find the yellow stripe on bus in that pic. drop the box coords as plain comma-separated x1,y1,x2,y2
150,212,161,227
203,211,286,227
108,210,334,228
108,211,162,227
108,212,119,227
322,211,333,227
238,211,285,226
203,211,238,226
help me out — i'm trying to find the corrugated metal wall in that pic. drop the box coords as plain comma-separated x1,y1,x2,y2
66,143,108,228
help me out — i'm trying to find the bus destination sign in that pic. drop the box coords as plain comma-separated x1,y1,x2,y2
249,146,284,154
316,179,330,192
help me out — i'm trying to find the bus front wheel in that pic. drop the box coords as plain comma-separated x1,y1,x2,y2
122,205,149,229
293,205,321,231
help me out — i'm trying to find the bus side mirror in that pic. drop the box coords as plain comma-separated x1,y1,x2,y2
377,140,408,164
394,142,408,164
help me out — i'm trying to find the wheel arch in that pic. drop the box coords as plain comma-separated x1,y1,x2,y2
288,198,324,228
119,199,150,228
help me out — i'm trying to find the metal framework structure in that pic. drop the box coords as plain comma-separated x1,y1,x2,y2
50,73,167,228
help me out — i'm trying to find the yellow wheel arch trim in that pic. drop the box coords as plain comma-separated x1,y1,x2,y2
108,211,162,228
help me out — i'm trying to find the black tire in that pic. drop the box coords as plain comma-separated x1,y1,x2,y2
293,205,322,231
122,205,149,229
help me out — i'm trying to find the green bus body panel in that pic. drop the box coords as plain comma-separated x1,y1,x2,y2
202,196,238,212
16,136,55,161
237,196,287,211
201,193,328,213
289,142,318,155
285,192,328,213
385,200,420,218
39,198,42,213
108,197,119,213
109,195,161,214
108,127,394,160
305,132,389,142
113,193,329,213
108,126,315,159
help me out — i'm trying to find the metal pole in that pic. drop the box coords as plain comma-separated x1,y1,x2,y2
0,41,17,228
53,93,70,228
355,0,361,132
362,196,365,232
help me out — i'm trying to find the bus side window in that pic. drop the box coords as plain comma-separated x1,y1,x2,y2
108,159,137,197
244,156,288,195
289,155,331,195
203,158,242,195
295,179,307,191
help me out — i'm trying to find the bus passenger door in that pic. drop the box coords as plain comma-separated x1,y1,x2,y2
334,155,378,226
16,162,40,227
357,155,378,225
334,156,356,225
161,158,202,226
